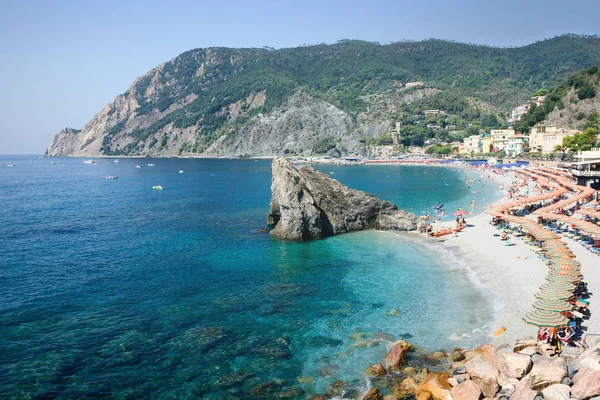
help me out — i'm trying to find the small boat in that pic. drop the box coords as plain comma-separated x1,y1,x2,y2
6,164,15,167
113,160,119,164
152,185,163,190
136,165,142,168
105,176,118,180
147,163,155,167
83,160,96,164
179,170,184,174
50,162,56,165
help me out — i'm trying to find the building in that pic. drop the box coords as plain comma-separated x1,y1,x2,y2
424,109,441,117
461,134,492,154
511,105,530,121
505,134,529,157
479,134,493,154
531,96,546,107
427,123,440,132
542,129,579,154
570,148,600,189
405,81,424,89
446,124,457,131
490,129,514,152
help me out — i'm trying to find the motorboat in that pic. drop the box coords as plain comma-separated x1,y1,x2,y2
147,163,155,167
136,165,142,168
105,176,118,179
152,185,163,190
83,160,96,164
179,170,184,173
6,164,15,167
113,160,119,164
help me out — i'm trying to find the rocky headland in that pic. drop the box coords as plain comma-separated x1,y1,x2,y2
267,157,419,241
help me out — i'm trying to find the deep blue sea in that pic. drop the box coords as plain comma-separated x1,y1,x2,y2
0,156,502,399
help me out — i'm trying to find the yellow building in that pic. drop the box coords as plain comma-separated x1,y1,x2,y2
490,129,514,152
529,125,559,152
480,136,493,153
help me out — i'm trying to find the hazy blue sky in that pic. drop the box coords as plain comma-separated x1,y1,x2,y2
1,0,599,154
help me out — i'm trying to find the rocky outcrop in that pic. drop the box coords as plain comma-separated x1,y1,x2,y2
267,158,420,241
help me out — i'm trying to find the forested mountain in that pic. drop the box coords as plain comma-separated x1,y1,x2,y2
514,65,600,133
47,35,600,157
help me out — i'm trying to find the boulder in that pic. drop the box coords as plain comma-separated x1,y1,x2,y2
501,353,532,379
363,388,383,400
518,347,538,357
466,356,496,379
453,366,468,376
513,337,538,353
366,364,388,377
383,340,414,371
526,357,567,391
414,368,430,383
415,372,452,400
402,367,417,377
478,373,500,398
541,384,571,400
454,374,470,384
511,378,537,400
426,351,447,363
450,380,482,400
391,377,418,399
576,343,600,371
572,368,600,399
449,350,466,362
267,158,419,241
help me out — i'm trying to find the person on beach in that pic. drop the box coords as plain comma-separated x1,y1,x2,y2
471,199,475,211
548,328,559,354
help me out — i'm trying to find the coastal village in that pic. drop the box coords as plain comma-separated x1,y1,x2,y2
366,92,591,160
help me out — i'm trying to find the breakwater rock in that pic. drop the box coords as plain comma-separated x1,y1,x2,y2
267,157,419,241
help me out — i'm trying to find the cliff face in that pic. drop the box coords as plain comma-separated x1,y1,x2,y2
267,158,419,241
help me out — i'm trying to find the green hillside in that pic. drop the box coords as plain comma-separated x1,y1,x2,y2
48,34,600,157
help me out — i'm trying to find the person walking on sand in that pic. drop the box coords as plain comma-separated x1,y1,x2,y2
471,199,475,211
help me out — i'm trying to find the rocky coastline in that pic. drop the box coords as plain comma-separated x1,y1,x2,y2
267,157,420,241
313,336,600,400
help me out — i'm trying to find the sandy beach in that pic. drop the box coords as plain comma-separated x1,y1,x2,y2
427,167,600,348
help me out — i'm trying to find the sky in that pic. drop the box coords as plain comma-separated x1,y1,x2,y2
0,0,599,154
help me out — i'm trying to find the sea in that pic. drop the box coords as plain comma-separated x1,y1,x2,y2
0,156,503,399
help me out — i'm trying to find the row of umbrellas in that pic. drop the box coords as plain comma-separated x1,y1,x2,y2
488,168,590,328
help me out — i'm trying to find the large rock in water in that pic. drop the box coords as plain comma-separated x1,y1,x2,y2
267,158,420,241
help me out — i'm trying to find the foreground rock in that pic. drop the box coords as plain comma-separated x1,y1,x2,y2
383,340,414,371
267,158,420,241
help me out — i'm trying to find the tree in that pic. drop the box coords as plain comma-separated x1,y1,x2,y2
577,83,596,100
533,89,548,96
562,127,598,152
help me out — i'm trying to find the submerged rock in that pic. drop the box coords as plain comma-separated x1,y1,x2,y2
366,363,388,377
267,157,419,241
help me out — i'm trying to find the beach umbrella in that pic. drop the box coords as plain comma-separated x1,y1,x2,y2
533,299,573,312
454,210,469,216
547,275,581,284
540,282,576,291
535,289,574,301
523,309,570,327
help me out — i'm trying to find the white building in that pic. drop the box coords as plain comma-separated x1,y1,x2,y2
505,134,529,157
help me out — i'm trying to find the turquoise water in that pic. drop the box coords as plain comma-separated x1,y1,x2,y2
0,157,502,398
